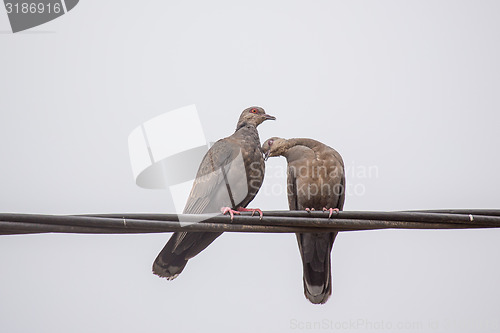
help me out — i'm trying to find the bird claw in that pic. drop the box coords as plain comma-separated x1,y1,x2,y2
237,207,264,220
323,207,340,219
220,207,240,221
305,208,315,212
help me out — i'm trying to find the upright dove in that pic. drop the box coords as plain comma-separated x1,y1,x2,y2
262,137,345,304
153,107,275,279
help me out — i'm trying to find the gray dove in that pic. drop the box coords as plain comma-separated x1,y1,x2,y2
262,137,345,304
153,107,275,279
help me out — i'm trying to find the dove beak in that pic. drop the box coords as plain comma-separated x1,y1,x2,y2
263,114,276,121
264,150,270,161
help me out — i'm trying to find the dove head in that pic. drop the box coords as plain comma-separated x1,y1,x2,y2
262,137,289,161
237,106,276,129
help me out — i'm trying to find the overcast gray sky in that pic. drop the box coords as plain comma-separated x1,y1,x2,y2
1,1,500,332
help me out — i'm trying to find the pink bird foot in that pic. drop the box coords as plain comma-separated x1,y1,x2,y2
323,207,340,218
305,208,315,212
221,207,240,221
237,207,263,220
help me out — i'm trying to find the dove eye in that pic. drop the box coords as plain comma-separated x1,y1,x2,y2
250,109,258,113
268,140,274,146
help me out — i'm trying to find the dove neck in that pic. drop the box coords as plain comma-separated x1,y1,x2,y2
286,138,321,151
235,121,257,132
234,123,261,144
